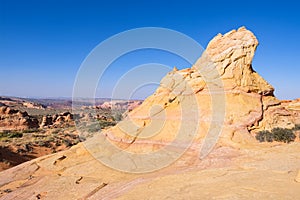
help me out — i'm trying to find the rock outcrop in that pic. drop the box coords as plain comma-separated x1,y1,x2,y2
40,115,53,127
0,27,300,199
106,27,300,146
40,112,74,128
0,106,39,131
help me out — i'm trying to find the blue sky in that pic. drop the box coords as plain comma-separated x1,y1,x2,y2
0,0,299,100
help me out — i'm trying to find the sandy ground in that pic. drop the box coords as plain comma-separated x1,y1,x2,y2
0,136,299,199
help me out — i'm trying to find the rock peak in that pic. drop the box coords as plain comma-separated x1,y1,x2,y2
206,26,258,62
193,27,273,95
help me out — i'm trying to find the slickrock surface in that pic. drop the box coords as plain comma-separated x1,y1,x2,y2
1,27,299,199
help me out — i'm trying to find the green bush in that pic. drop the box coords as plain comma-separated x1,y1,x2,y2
293,124,300,131
8,132,23,138
256,127,296,143
0,131,23,138
113,113,123,121
271,128,295,143
86,123,101,133
99,120,116,128
255,130,273,142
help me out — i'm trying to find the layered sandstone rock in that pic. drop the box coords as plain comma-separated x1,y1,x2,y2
40,115,53,127
105,27,300,146
40,112,74,128
1,27,300,199
0,106,39,131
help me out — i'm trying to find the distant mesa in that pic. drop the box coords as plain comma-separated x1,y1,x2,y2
0,96,46,110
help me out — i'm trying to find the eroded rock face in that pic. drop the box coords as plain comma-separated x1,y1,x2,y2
197,27,274,95
0,106,39,131
40,115,53,127
105,27,300,145
40,112,74,128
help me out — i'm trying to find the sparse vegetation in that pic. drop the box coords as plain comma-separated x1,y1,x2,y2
82,120,117,133
292,124,300,131
0,97,137,172
51,128,62,135
255,130,273,142
63,139,73,147
0,131,23,139
113,113,123,121
22,129,38,133
272,128,295,143
7,132,23,138
85,123,101,133
256,127,296,143
99,120,116,128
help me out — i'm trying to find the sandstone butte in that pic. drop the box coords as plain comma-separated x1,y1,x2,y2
1,27,300,199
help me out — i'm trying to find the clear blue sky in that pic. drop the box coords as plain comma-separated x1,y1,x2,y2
0,0,299,100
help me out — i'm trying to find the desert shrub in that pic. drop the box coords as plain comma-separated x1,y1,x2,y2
63,139,73,147
255,130,273,142
0,131,23,138
271,128,295,143
256,127,296,143
22,129,38,133
293,124,300,131
32,134,47,138
0,130,10,134
113,113,123,121
0,132,7,138
99,120,116,128
37,141,46,146
0,130,9,139
0,129,40,139
55,140,62,146
86,123,101,133
47,136,55,143
51,128,61,135
7,132,23,138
